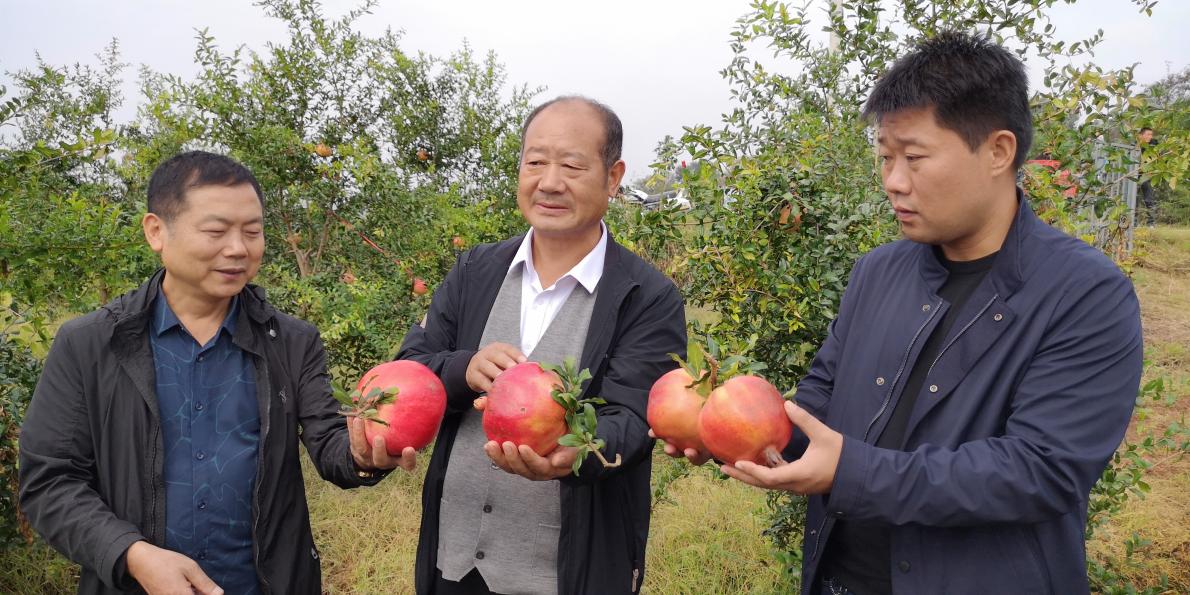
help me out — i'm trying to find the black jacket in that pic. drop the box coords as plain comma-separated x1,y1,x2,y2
19,269,382,594
398,234,687,594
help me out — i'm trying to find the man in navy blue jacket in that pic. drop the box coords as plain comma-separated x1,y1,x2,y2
672,32,1142,594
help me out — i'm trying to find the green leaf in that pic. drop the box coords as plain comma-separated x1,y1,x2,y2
558,434,585,448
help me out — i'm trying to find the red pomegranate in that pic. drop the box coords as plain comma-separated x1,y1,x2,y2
482,362,568,456
356,360,447,455
647,368,707,452
698,375,791,466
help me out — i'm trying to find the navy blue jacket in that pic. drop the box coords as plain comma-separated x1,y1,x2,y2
397,233,687,595
787,198,1142,594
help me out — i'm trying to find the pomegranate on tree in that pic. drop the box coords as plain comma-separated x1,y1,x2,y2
337,360,446,455
698,374,792,467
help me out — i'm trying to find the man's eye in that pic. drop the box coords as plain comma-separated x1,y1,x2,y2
203,230,227,236
906,155,923,162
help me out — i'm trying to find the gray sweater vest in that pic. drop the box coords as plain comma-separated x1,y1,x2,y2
437,262,597,594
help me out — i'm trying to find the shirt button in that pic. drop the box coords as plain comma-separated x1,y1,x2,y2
929,385,939,393
483,504,492,513
196,451,206,460
922,304,930,312
993,313,1004,321
197,355,205,362
198,551,207,560
875,377,885,386
899,560,911,573
475,551,485,560
198,501,207,510
195,402,204,411
490,462,499,470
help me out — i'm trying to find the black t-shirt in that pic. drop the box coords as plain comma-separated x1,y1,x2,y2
818,248,998,595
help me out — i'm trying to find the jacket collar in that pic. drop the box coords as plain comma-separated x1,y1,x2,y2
110,268,276,352
918,188,1033,299
471,232,639,375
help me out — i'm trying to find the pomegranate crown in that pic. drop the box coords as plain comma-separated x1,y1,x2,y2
333,373,398,427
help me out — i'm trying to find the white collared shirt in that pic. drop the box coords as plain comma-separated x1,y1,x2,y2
508,223,607,356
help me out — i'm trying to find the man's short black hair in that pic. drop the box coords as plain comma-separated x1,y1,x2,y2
520,96,623,171
147,151,263,222
863,30,1034,170
1140,126,1154,134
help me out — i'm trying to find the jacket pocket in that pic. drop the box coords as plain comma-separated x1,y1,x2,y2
992,525,1052,594
617,481,642,593
533,523,562,577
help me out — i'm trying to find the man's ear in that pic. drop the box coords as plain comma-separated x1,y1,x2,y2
987,130,1018,177
606,159,626,196
143,212,167,254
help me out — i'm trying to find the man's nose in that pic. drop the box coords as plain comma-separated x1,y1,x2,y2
538,164,565,193
883,158,911,197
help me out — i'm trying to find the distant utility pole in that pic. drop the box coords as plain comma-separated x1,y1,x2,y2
829,0,844,54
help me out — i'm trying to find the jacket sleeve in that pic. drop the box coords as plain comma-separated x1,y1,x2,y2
296,329,386,488
18,325,145,589
396,251,480,413
828,271,1142,526
563,281,687,484
783,256,868,461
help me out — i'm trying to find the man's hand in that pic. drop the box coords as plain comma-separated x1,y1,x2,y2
722,401,842,495
348,417,416,472
125,541,224,595
466,342,526,393
484,441,578,481
648,428,713,466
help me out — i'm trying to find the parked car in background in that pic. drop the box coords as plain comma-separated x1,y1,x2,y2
643,189,691,211
617,185,649,205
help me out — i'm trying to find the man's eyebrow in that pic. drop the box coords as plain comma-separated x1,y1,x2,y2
197,215,263,225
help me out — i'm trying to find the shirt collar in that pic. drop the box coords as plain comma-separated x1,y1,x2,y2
152,288,240,338
510,222,607,293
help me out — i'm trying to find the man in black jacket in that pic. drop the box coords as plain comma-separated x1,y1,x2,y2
19,151,403,594
398,96,687,594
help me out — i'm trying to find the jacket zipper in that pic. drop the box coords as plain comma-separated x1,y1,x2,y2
861,299,943,443
252,359,274,593
925,295,998,377
811,299,942,562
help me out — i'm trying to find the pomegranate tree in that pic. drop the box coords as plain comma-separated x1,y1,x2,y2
337,360,446,455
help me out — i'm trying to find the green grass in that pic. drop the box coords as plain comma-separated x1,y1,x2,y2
1085,225,1190,592
0,539,78,594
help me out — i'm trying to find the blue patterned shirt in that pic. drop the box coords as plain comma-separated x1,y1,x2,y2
150,293,261,594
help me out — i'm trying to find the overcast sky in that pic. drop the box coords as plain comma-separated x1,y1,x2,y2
2,0,1187,181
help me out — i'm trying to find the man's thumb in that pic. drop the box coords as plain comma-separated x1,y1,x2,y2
786,401,824,439
185,565,223,595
